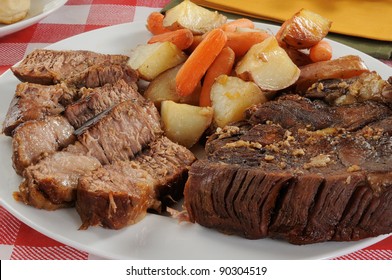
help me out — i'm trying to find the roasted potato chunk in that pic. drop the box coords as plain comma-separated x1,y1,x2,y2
211,75,267,128
235,36,300,91
276,8,332,49
144,64,201,108
163,0,227,34
161,100,213,148
128,42,187,81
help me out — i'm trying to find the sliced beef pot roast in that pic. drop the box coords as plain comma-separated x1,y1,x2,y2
8,50,195,230
2,82,72,136
15,151,102,210
64,79,140,129
15,96,162,210
12,115,76,175
72,98,162,165
11,49,130,85
76,136,196,229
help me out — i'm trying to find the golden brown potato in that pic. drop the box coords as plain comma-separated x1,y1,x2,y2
144,64,200,109
163,0,227,34
296,55,369,92
276,9,332,49
161,100,213,148
210,75,267,128
127,42,187,81
235,36,300,91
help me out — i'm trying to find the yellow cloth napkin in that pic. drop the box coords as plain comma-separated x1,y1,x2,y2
192,0,392,42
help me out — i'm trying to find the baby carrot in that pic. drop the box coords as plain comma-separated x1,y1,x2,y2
309,40,333,62
148,29,194,50
176,28,227,97
186,34,204,53
225,31,271,57
199,47,235,107
146,12,171,35
220,18,255,32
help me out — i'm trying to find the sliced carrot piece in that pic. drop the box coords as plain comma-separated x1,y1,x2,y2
146,12,171,35
148,29,194,50
309,40,333,62
225,31,271,57
220,18,255,32
176,28,227,97
199,47,235,107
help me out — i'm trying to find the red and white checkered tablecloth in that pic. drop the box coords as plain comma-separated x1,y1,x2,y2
1,0,392,260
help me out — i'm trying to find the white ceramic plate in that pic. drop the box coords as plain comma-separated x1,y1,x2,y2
0,0,67,38
0,22,391,260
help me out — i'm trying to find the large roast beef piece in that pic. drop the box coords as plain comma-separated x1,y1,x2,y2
76,136,196,230
11,49,129,85
15,151,101,210
184,95,392,244
12,115,76,175
64,79,140,129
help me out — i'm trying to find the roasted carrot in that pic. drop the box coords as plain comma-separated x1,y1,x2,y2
309,40,333,62
220,18,255,32
176,28,227,97
186,34,204,53
148,29,194,50
146,12,171,35
225,31,271,57
199,47,235,107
